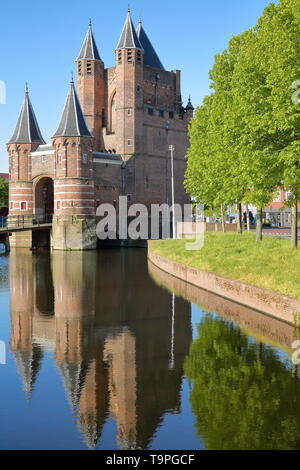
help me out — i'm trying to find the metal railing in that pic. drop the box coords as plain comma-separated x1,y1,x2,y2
0,214,53,231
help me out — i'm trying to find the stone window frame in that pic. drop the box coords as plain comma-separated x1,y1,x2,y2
20,201,27,211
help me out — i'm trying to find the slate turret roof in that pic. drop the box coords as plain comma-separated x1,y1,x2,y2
8,87,45,145
77,21,101,61
136,20,164,70
53,79,92,138
185,97,195,111
116,9,143,50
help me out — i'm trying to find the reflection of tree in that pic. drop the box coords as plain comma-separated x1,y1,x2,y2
184,315,300,450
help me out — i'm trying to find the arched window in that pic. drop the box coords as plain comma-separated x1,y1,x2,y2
110,91,116,133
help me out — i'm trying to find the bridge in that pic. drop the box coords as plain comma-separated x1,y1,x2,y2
0,215,53,252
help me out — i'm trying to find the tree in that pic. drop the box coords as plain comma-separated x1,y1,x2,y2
0,178,8,207
185,32,253,233
186,0,300,246
226,0,300,246
184,315,300,450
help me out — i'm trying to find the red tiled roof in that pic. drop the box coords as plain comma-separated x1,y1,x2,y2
0,173,8,181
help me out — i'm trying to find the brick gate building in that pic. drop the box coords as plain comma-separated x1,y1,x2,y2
7,9,193,250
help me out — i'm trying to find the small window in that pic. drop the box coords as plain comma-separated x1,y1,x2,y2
127,109,132,116
128,139,132,146
118,51,122,64
20,202,27,211
57,153,62,164
137,51,142,64
56,201,61,211
148,108,154,116
127,49,133,63
82,153,88,164
78,61,82,75
137,84,141,92
159,110,164,118
273,191,281,202
10,202,13,210
169,111,174,119
87,60,92,74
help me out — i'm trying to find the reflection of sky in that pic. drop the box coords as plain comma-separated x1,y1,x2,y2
150,378,205,451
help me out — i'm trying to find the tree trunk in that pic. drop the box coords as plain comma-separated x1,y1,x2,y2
221,204,226,233
236,203,242,234
291,200,298,249
246,205,251,232
256,208,263,242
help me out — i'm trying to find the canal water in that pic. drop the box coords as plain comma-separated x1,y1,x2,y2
0,247,299,450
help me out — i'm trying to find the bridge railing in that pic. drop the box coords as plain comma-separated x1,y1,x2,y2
0,214,53,230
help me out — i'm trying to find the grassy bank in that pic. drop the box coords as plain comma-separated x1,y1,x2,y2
149,232,300,299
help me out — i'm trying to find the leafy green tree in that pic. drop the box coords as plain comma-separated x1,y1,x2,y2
0,178,8,207
186,0,300,246
233,0,300,246
185,32,253,234
184,315,300,450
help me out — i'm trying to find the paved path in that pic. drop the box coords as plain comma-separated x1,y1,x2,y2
251,228,299,239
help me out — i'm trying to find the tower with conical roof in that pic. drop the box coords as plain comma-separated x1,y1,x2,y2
7,8,191,250
136,19,164,70
114,8,144,164
7,86,45,247
185,96,194,123
51,78,97,250
76,21,105,151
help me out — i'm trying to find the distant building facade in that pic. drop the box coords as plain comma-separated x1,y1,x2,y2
264,190,300,227
7,10,193,249
0,173,8,182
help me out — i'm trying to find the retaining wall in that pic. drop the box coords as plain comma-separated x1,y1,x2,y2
148,245,300,325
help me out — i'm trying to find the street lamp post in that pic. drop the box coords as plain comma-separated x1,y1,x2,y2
169,144,176,239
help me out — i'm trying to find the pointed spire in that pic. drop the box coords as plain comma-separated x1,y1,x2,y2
8,86,45,145
116,9,143,50
53,79,92,138
185,96,194,111
13,347,43,401
136,20,164,70
77,21,101,61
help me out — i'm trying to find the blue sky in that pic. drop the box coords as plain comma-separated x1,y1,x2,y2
0,0,271,172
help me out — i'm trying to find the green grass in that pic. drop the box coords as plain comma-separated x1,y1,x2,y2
149,232,300,299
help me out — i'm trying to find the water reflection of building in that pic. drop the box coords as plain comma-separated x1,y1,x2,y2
9,251,48,400
9,249,192,449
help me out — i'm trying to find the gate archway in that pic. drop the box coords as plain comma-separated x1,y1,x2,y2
34,177,54,216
